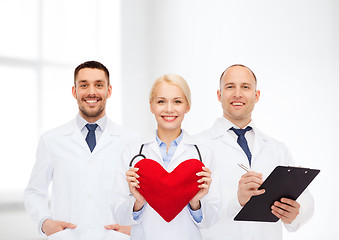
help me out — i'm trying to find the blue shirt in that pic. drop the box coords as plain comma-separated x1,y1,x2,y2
156,131,183,168
133,131,203,223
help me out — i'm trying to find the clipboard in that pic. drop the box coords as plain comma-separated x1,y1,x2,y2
234,166,320,222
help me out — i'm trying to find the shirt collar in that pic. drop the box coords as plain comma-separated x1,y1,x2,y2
76,114,107,132
156,130,184,147
219,116,254,130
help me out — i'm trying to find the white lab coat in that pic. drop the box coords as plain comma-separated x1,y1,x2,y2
24,117,139,240
111,131,222,240
195,118,314,240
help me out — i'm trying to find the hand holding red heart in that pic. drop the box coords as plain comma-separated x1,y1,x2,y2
126,167,146,211
189,167,212,210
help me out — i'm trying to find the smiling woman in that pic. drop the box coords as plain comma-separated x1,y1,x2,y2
149,74,191,144
111,73,222,240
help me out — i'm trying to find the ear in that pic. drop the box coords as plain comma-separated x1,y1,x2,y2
217,89,222,102
255,89,260,103
72,86,77,99
107,85,112,98
185,104,190,113
150,101,154,114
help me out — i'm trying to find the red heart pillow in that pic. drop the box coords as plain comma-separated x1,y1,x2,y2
134,158,205,222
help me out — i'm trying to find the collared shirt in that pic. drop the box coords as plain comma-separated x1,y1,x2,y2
133,130,203,223
156,131,183,168
219,117,255,152
76,114,107,143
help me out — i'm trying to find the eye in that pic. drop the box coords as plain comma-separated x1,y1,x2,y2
243,85,250,89
157,100,165,104
174,100,182,104
96,84,103,88
226,85,233,89
80,84,87,88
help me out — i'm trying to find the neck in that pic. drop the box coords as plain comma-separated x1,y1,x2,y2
80,112,105,123
224,115,251,129
157,127,182,148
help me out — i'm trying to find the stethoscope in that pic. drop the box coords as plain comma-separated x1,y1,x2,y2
129,144,203,167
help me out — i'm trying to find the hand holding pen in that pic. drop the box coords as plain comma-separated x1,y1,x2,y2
237,163,265,207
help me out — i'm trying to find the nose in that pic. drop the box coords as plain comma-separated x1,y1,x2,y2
234,87,242,98
87,84,96,95
165,102,174,112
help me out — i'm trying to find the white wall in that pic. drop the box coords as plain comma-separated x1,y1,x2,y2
120,0,338,239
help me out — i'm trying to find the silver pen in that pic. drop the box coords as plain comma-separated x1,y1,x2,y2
237,163,250,172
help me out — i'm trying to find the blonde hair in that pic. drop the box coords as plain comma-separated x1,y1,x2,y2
149,74,191,108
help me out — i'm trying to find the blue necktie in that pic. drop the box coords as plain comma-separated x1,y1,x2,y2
85,123,98,152
230,126,252,165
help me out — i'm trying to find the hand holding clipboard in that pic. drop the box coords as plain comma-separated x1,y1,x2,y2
234,165,320,222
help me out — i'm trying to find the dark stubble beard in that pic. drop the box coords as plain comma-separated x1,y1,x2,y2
79,103,105,118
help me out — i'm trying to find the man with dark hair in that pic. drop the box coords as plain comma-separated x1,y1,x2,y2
196,64,314,240
24,61,139,239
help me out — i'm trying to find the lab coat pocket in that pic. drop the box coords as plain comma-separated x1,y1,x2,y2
47,229,74,240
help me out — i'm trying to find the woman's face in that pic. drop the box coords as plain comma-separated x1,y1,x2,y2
150,82,190,133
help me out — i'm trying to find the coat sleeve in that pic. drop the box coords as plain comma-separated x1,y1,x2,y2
194,146,223,228
23,135,53,235
111,144,143,226
280,143,315,231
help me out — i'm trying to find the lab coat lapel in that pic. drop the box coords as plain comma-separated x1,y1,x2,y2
92,120,121,154
170,131,195,166
251,128,267,162
149,141,163,163
68,119,89,152
142,132,163,164
211,118,239,150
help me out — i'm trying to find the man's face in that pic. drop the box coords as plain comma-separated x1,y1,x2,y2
72,68,112,123
217,66,260,128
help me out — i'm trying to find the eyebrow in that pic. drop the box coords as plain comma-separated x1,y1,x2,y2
155,96,184,100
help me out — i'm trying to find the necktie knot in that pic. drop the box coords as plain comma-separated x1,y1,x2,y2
230,126,252,137
86,123,98,132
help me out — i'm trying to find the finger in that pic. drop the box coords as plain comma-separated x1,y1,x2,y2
126,176,139,184
197,177,212,183
252,189,265,196
202,167,211,173
129,182,140,188
196,171,211,177
242,171,263,179
239,182,262,191
239,176,264,185
60,221,76,229
281,198,300,208
274,200,297,212
126,171,140,178
271,208,286,220
198,183,210,189
271,205,288,218
104,224,119,230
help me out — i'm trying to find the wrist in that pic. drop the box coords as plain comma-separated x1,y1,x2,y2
133,200,145,212
189,200,201,211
